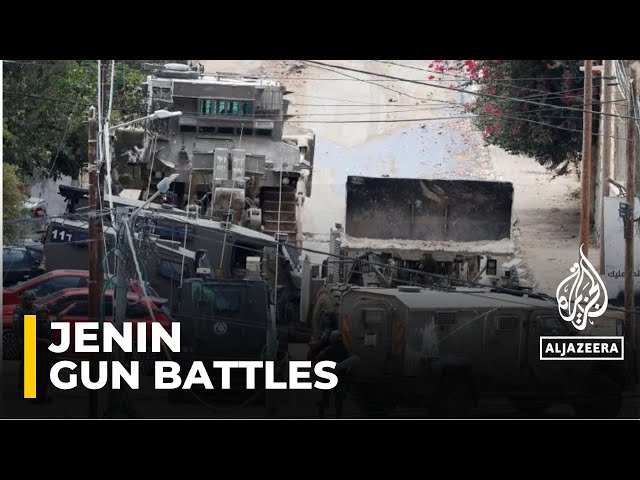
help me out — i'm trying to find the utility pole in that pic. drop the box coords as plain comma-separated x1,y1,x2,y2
106,206,133,417
87,107,104,418
599,60,613,274
580,60,593,257
624,77,637,349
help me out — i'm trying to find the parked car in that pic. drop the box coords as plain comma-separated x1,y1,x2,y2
3,269,162,307
3,287,172,367
2,245,44,287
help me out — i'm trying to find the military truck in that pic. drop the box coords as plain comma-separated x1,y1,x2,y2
166,267,289,407
318,284,629,418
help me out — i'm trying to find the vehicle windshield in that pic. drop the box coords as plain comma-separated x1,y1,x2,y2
181,281,268,325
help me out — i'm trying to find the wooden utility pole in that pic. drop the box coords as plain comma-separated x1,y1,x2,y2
625,77,636,346
580,60,593,256
599,60,613,274
87,107,104,418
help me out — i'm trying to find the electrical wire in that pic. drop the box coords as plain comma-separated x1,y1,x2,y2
301,60,640,122
376,60,602,101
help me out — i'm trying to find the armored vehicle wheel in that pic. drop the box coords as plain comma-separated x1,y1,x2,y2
310,284,351,339
510,399,550,417
430,375,474,418
573,374,622,418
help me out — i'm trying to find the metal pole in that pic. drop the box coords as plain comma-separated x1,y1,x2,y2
114,211,129,342
624,78,636,347
600,60,613,273
87,106,104,418
580,60,593,256
145,134,158,200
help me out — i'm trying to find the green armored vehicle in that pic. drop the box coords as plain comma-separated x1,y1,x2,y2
318,284,631,418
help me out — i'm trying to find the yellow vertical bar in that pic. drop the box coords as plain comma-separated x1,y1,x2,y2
24,314,37,399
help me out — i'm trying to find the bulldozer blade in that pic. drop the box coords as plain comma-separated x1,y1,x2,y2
345,176,514,242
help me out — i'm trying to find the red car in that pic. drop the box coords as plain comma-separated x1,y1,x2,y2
3,287,173,365
3,269,160,307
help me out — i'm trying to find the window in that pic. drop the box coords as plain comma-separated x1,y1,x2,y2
435,311,456,326
228,101,240,115
495,316,518,330
217,127,234,134
33,276,85,297
255,129,272,136
158,259,184,281
180,125,197,133
200,99,254,117
486,258,497,276
241,102,253,116
201,99,214,116
216,100,226,115
240,128,253,136
189,283,244,316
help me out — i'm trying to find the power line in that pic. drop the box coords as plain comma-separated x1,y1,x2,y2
374,60,601,102
376,60,591,82
303,60,640,122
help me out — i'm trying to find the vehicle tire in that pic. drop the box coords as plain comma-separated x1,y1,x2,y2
573,374,622,418
430,375,474,418
310,284,350,340
511,399,550,417
3,329,20,360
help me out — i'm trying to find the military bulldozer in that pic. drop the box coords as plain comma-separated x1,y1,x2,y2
300,175,527,336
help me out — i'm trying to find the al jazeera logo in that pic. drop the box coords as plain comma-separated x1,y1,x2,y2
540,244,624,360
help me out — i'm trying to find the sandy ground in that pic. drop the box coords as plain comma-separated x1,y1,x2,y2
488,147,597,295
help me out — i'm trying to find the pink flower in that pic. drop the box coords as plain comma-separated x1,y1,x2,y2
428,75,435,80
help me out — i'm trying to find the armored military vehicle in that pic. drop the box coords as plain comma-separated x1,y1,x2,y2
320,284,629,418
